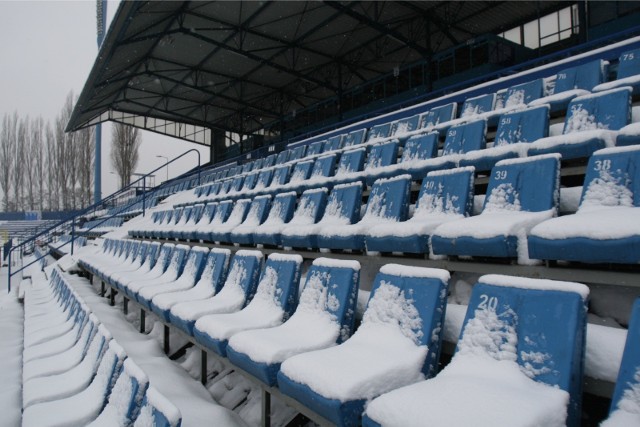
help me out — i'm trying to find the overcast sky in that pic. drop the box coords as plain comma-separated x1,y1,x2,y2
0,0,210,200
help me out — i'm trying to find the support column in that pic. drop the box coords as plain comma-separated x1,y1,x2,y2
123,297,128,315
164,325,170,354
201,350,208,385
261,389,271,427
109,290,115,306
140,309,146,333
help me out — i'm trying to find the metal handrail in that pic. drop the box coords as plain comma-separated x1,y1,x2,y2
6,148,201,292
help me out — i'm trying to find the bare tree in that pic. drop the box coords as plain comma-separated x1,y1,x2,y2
23,117,38,210
33,117,46,211
45,122,58,211
76,126,94,207
0,112,17,211
111,123,141,189
13,117,27,211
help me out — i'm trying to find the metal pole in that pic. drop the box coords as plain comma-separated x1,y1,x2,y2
71,219,75,256
142,176,146,217
7,249,12,293
156,155,169,182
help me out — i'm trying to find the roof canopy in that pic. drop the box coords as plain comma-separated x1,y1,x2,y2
67,1,565,146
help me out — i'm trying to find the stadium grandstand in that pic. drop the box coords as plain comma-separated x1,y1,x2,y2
9,1,640,426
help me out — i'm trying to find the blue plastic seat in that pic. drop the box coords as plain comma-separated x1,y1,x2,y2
318,175,410,251
109,242,161,291
594,48,640,95
229,195,273,245
441,119,487,159
252,191,315,247
289,145,307,162
364,274,589,427
323,135,343,152
179,203,217,241
419,102,457,131
240,171,259,192
241,162,253,174
309,154,337,180
460,105,550,172
501,78,544,109
363,140,400,184
218,178,233,196
207,198,252,243
228,175,245,194
131,244,190,305
397,131,454,179
432,154,560,263
279,264,449,427
528,87,632,160
282,182,361,249
193,200,233,241
227,257,360,387
306,140,325,157
253,158,264,170
366,122,392,142
601,298,640,426
165,206,195,239
334,148,367,179
528,145,640,264
193,253,303,356
342,129,366,148
270,164,291,188
390,114,420,139
169,250,263,336
167,248,231,332
133,386,182,427
254,168,274,191
263,153,277,168
288,160,314,186
275,150,290,165
460,93,495,118
366,167,475,254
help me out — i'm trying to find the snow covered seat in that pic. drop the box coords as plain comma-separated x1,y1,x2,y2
431,154,561,264
419,102,457,132
129,211,165,238
133,386,182,427
324,134,344,152
88,358,149,427
139,246,209,312
23,294,90,350
241,162,253,174
362,140,400,184
593,48,640,95
502,78,544,108
252,191,299,247
460,93,496,119
193,200,233,241
309,153,337,180
317,176,410,251
169,203,204,240
601,298,640,427
270,164,291,188
289,144,307,162
343,128,366,148
530,59,607,113
460,105,550,172
218,178,233,196
228,175,245,194
169,250,264,336
306,140,325,157
253,168,274,192
23,324,112,409
366,122,392,142
128,244,189,304
193,253,303,357
287,160,315,189
175,203,216,241
363,274,589,427
528,145,640,264
334,147,367,182
117,243,175,297
156,208,184,239
108,242,161,291
229,195,273,245
206,198,251,243
278,265,449,427
366,167,475,254
617,122,640,147
240,171,259,192
226,258,360,386
22,339,127,427
528,87,632,160
263,153,277,168
390,114,420,141
441,119,487,162
163,206,195,239
396,131,455,179
281,182,362,250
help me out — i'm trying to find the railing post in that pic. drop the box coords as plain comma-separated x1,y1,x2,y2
70,219,75,256
7,249,12,293
142,176,146,217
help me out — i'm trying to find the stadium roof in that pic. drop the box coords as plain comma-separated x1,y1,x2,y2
67,0,567,146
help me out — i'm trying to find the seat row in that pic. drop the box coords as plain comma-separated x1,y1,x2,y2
80,238,640,427
130,145,640,265
21,268,181,427
78,217,124,237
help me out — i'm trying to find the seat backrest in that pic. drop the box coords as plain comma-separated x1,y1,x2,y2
199,203,217,225
133,386,182,427
458,274,589,427
242,162,253,174
608,298,640,417
220,179,233,195
253,158,264,170
171,208,184,225
242,171,259,191
255,168,274,190
310,154,337,178
289,160,314,183
367,122,392,141
253,253,304,320
461,93,496,118
562,87,631,134
223,198,251,225
289,188,329,225
207,182,221,197
97,340,128,412
401,132,439,163
130,241,149,267
307,140,325,157
343,128,366,147
415,167,475,217
616,48,640,80
324,134,344,152
210,200,234,225
164,244,189,280
289,145,307,161
222,250,264,305
197,248,231,295
554,59,605,93
365,264,450,377
272,165,291,186
150,243,176,276
420,102,457,129
263,191,297,225
503,79,544,108
365,140,400,170
275,150,290,165
241,195,272,227
178,206,193,224
298,258,361,343
180,246,209,284
483,154,560,213
103,358,150,425
579,145,640,210
390,114,420,137
141,242,162,271
363,175,411,222
321,181,363,225
263,153,277,168
494,105,549,146
230,176,245,193
189,204,205,223
442,119,487,156
335,148,367,176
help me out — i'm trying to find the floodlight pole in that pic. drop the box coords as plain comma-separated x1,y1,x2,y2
94,0,107,204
